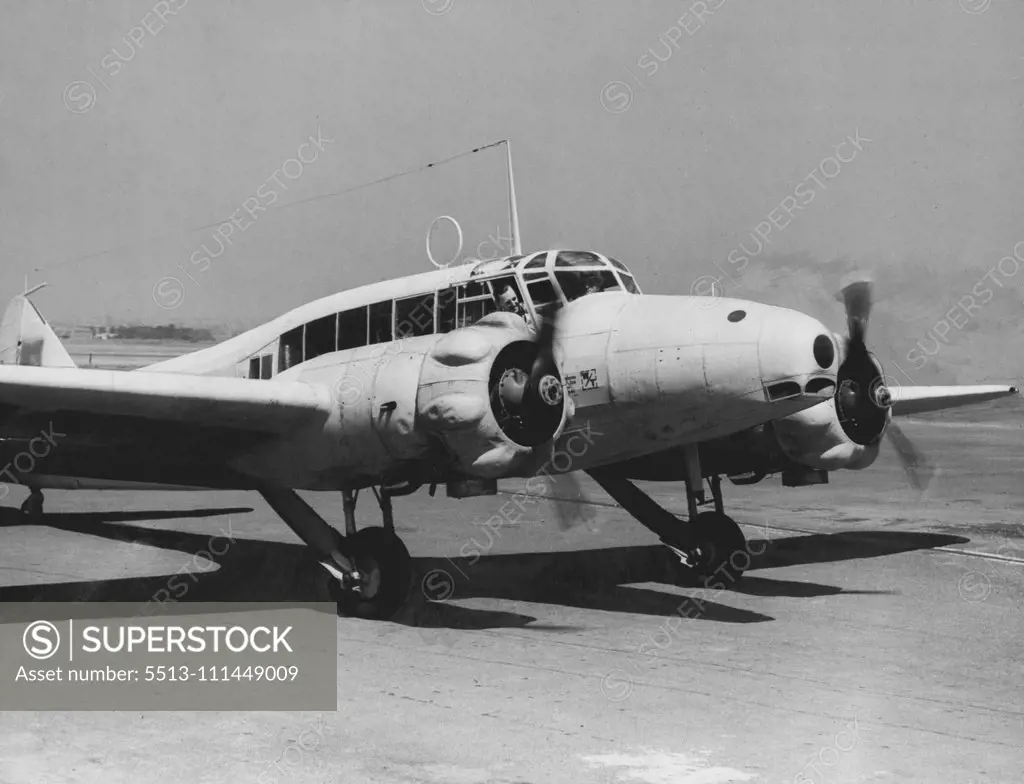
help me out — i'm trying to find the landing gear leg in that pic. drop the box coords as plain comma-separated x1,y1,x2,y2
677,446,747,584
342,490,358,536
259,487,412,619
683,445,703,522
20,489,44,523
587,453,748,587
710,475,724,515
370,487,395,535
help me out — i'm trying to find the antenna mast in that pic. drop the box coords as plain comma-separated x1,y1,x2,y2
23,274,47,298
504,139,523,256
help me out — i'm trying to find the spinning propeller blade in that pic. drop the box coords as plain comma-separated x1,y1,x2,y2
838,272,873,347
524,302,598,530
527,302,560,394
836,272,933,492
884,419,933,491
549,472,598,531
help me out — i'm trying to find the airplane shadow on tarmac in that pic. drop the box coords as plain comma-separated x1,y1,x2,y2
0,507,969,631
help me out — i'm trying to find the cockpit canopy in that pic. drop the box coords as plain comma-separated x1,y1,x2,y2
475,249,641,319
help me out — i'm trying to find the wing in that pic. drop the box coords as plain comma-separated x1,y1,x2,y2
0,365,334,488
889,384,1018,416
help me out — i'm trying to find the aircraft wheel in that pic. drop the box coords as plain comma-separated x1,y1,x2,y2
20,491,43,524
292,548,335,601
681,512,747,588
333,527,413,620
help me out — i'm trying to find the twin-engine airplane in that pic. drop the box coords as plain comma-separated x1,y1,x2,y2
0,249,1016,618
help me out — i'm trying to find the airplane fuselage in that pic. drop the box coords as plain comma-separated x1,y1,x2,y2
21,250,839,492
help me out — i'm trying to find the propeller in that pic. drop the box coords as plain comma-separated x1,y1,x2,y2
525,303,596,530
489,301,594,529
527,302,562,407
835,273,933,491
492,302,566,436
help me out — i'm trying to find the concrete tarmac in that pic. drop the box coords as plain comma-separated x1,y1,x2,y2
0,406,1021,783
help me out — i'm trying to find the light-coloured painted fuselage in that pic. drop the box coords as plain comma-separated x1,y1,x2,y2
34,253,831,491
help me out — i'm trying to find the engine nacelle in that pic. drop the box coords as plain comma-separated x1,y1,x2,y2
772,326,897,472
772,396,888,471
416,312,572,478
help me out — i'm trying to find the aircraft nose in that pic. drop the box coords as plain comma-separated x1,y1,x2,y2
758,308,837,402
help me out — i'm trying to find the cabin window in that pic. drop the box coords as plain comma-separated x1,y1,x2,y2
458,299,495,328
368,300,393,345
305,314,337,361
607,257,628,271
279,326,304,371
555,270,621,302
524,253,547,269
456,280,496,328
437,287,457,333
460,280,490,299
526,278,560,315
338,306,368,350
554,251,602,267
395,294,435,339
249,353,274,379
620,274,640,294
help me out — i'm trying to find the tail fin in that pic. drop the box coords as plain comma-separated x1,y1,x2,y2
0,295,77,368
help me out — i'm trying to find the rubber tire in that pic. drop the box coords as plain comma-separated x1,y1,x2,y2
684,512,748,588
334,528,413,620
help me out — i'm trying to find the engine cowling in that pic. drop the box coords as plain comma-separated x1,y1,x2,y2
772,397,886,471
416,312,573,478
772,334,891,471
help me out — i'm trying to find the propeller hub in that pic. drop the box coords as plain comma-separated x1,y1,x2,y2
538,375,563,407
871,380,892,408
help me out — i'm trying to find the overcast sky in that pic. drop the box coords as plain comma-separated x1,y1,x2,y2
1,0,1021,333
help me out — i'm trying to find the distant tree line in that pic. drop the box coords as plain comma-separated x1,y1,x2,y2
104,324,216,342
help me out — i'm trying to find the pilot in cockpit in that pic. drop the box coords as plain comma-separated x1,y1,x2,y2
583,272,604,295
557,271,605,302
496,284,534,328
497,284,526,316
